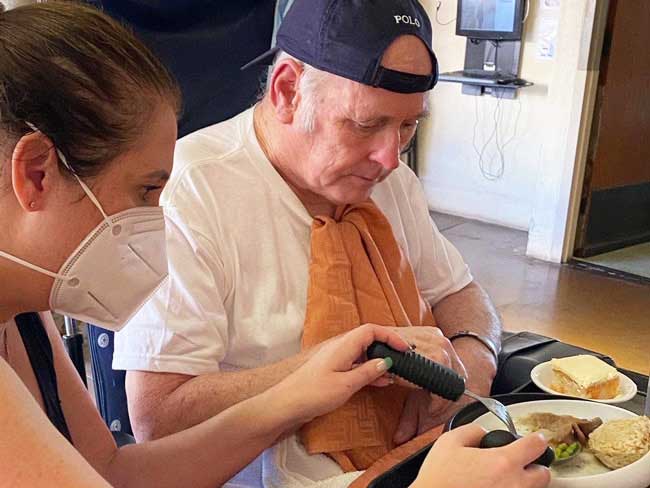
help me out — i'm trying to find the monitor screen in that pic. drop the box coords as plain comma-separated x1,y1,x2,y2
456,0,525,40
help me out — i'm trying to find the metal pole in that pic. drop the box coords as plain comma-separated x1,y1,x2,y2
64,316,77,336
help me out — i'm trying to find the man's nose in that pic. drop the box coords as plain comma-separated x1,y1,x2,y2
371,130,401,171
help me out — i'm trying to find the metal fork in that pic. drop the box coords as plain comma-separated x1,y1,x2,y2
464,389,518,435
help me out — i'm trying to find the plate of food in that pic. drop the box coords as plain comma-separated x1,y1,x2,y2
461,397,650,488
530,355,637,404
367,394,648,488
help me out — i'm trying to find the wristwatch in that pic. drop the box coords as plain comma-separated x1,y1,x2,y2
448,330,500,365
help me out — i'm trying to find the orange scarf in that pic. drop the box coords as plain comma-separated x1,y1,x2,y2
300,201,436,471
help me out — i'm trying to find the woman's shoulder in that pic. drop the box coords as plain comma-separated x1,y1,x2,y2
2,312,69,407
0,356,112,487
8,312,119,470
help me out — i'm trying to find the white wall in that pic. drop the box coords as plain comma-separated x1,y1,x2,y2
4,0,36,8
419,0,600,261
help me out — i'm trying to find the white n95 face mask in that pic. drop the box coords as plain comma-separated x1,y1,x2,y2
0,123,168,331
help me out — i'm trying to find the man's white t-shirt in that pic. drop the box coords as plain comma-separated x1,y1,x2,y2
114,107,472,487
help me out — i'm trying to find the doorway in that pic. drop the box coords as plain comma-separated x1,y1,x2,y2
573,0,650,281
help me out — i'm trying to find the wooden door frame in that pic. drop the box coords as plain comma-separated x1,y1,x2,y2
560,0,612,262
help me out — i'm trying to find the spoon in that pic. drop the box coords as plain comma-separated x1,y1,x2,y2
553,441,583,464
480,430,581,465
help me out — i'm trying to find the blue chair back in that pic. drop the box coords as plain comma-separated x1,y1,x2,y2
87,325,133,435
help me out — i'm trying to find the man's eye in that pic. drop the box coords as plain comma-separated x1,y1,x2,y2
355,122,377,131
401,120,419,131
142,185,162,198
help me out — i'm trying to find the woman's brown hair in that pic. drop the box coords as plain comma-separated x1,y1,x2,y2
0,1,181,177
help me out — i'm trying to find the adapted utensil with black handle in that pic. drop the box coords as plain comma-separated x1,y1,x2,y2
480,430,557,467
367,341,466,401
366,341,517,431
366,341,555,467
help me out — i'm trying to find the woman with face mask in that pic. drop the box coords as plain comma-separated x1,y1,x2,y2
0,3,410,486
0,3,550,488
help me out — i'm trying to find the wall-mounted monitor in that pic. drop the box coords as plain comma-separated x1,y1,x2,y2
456,0,526,41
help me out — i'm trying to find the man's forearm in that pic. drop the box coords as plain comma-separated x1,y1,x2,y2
128,348,316,440
109,384,303,488
433,281,502,394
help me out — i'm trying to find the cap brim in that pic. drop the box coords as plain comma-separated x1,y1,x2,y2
240,46,281,71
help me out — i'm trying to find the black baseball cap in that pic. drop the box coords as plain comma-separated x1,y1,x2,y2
242,0,438,94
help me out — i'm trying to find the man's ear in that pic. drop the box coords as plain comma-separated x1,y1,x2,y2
268,58,304,124
11,132,61,212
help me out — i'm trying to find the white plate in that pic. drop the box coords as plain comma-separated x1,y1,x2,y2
530,361,637,404
472,399,650,488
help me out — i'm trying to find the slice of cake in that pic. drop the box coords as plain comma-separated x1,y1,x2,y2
550,355,620,400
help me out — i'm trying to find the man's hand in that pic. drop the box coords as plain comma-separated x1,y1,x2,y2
392,334,499,444
417,335,499,435
410,281,502,439
387,326,468,445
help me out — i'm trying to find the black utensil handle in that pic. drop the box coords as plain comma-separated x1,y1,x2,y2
479,430,555,468
366,341,465,401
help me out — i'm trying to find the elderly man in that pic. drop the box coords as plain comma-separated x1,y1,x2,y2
114,0,502,485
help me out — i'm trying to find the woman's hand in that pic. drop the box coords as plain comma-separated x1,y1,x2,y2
412,424,551,488
275,324,410,425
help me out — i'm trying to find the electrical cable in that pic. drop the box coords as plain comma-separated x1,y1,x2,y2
435,1,456,26
480,95,503,180
473,91,522,181
501,96,523,153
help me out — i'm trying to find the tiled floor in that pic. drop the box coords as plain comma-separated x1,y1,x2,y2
433,212,650,374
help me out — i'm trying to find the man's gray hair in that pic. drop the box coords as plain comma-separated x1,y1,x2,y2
264,51,329,133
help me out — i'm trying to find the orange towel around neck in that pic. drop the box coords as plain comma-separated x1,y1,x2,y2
300,201,436,472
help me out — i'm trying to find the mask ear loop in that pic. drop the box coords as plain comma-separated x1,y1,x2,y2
0,249,73,282
24,122,115,230
54,148,112,224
